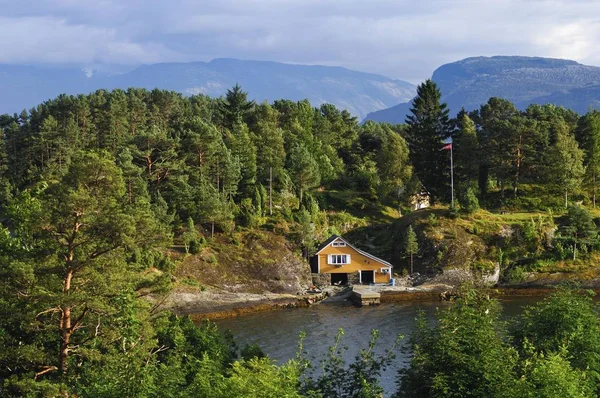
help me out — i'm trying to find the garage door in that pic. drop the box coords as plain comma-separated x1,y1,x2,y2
360,270,374,284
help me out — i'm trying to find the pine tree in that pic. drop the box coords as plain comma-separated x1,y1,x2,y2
287,143,321,206
547,122,585,208
405,80,451,202
454,113,479,189
252,103,286,204
2,151,167,378
477,98,520,198
404,226,419,274
229,122,257,198
219,84,255,130
182,217,200,254
577,110,600,207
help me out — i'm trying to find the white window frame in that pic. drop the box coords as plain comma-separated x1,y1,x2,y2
328,254,350,265
331,241,346,247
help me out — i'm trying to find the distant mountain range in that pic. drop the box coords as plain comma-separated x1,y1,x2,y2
364,56,600,123
0,59,416,120
4,56,600,124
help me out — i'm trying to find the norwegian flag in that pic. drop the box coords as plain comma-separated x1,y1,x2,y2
440,143,452,151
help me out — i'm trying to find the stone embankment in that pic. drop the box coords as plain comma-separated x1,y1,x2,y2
157,286,341,321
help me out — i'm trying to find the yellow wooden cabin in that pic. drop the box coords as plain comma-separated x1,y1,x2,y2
310,235,392,285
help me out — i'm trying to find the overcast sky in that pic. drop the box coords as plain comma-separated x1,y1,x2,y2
1,0,599,83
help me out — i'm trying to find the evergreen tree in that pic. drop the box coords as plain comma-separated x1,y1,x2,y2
228,122,257,197
477,98,520,198
577,110,600,207
557,205,598,260
131,124,182,189
453,113,479,192
405,80,452,202
287,143,321,206
182,217,201,254
0,151,167,385
403,225,419,274
219,84,255,130
547,122,585,208
252,103,286,190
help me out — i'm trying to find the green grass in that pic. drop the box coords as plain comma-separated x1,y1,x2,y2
312,189,400,224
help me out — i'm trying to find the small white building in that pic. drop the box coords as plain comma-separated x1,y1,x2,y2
409,191,430,210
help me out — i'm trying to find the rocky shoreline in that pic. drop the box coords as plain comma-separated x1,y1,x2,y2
155,282,600,321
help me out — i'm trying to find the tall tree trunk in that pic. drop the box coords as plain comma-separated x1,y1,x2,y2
299,187,303,209
594,173,597,208
573,242,577,261
514,135,522,198
269,167,273,216
59,268,73,374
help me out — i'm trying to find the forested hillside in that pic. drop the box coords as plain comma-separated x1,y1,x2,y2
4,80,600,396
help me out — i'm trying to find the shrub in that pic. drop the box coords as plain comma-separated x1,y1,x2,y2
505,266,527,283
188,239,202,254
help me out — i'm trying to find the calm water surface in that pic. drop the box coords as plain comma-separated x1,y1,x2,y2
215,297,541,396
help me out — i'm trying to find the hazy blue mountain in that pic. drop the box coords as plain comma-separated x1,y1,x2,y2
0,65,95,115
364,56,600,123
0,59,416,119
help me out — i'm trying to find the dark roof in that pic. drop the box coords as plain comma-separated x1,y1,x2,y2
314,235,392,267
314,234,341,254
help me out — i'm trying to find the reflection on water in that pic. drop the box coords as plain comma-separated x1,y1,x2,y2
214,298,540,396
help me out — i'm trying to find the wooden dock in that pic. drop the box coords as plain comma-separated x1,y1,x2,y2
351,286,380,306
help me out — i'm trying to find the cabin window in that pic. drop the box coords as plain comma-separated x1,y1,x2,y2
332,241,346,247
328,254,350,265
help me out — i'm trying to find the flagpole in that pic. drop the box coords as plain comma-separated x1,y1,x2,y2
450,144,454,209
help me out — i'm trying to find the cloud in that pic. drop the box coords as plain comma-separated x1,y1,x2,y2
0,15,179,65
1,0,600,82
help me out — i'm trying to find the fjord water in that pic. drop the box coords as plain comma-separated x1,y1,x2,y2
215,298,540,395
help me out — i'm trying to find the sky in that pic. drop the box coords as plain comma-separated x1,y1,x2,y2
1,0,600,83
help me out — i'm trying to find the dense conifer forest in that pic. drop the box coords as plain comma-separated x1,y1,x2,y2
3,81,600,396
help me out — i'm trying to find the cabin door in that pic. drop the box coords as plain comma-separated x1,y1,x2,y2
331,273,348,286
360,270,375,284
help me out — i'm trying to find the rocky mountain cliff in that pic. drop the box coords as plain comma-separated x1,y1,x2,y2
364,56,600,123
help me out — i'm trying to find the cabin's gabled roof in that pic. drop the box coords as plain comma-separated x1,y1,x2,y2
314,235,392,267
314,235,341,254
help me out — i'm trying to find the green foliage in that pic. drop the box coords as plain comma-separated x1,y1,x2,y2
403,225,419,273
219,84,255,129
241,343,266,360
397,287,521,397
522,351,593,398
505,266,527,283
405,80,451,202
454,113,479,189
557,205,599,260
513,288,600,393
427,213,439,226
7,83,600,396
547,121,585,208
397,287,600,397
301,328,401,398
578,110,600,206
459,185,480,213
287,142,321,205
